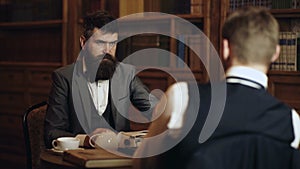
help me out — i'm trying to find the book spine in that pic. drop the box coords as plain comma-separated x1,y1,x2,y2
188,35,203,71
297,33,300,71
190,0,202,15
177,35,186,68
290,32,297,71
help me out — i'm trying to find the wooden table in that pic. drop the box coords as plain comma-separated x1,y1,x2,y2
40,149,132,169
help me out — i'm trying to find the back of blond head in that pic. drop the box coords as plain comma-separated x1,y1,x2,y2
222,7,279,65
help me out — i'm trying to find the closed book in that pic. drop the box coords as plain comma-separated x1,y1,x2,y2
63,149,132,168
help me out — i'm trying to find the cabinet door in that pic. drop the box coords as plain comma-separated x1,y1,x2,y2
269,73,300,112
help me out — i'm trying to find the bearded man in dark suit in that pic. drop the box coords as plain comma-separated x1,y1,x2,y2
44,11,157,148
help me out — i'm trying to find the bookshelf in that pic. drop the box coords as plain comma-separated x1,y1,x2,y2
0,0,67,65
80,0,212,90
0,0,68,168
222,0,300,111
119,0,211,88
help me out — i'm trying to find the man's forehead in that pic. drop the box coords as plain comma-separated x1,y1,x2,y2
92,28,118,39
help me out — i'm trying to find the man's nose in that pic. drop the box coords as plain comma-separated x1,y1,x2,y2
103,43,111,53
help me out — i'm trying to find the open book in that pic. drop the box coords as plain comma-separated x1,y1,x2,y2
118,130,148,137
63,149,132,168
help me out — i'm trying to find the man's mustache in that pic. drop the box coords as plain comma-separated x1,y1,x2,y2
101,53,115,62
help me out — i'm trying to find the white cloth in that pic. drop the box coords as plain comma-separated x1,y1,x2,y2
166,82,189,129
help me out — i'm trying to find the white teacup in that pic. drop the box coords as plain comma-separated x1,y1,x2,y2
52,137,80,151
89,132,118,150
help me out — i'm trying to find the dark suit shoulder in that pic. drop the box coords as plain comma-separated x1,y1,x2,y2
53,63,75,79
114,62,136,79
54,63,75,74
117,62,135,72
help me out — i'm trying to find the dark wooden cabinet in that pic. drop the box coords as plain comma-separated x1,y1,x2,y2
268,71,300,111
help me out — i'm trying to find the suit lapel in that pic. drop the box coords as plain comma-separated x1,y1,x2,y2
110,64,131,130
73,62,92,131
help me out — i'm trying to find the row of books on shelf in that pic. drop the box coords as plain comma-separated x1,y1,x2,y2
190,0,203,15
122,34,203,70
270,32,300,71
177,35,204,71
176,32,300,71
229,0,300,11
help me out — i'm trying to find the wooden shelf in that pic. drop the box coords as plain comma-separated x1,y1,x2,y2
0,20,63,29
0,61,62,67
176,14,204,19
227,8,300,18
268,70,300,76
270,8,300,18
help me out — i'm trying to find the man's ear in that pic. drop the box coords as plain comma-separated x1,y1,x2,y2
271,45,280,62
223,39,230,61
80,35,86,49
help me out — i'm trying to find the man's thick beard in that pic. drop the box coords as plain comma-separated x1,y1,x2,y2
95,54,118,81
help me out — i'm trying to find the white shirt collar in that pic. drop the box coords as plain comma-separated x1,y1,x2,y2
226,66,268,89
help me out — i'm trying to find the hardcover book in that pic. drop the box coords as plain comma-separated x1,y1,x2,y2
63,149,132,168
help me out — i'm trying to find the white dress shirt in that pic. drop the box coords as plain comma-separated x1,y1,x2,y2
87,80,110,116
82,57,110,116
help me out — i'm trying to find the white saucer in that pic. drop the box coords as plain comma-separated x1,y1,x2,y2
50,148,84,153
51,148,64,153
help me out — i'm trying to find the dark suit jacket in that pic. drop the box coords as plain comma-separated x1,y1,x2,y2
44,62,156,148
185,134,300,169
134,82,299,169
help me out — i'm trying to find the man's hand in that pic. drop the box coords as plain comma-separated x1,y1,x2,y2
91,128,115,136
75,134,91,148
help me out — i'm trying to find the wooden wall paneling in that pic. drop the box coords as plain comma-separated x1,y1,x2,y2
28,89,51,106
0,90,26,114
0,114,25,148
27,66,55,88
0,68,26,88
27,66,57,105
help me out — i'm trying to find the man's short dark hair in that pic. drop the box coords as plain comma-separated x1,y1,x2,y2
83,10,118,40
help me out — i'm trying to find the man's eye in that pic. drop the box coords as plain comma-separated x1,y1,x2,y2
109,42,117,46
95,41,117,48
96,41,105,45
